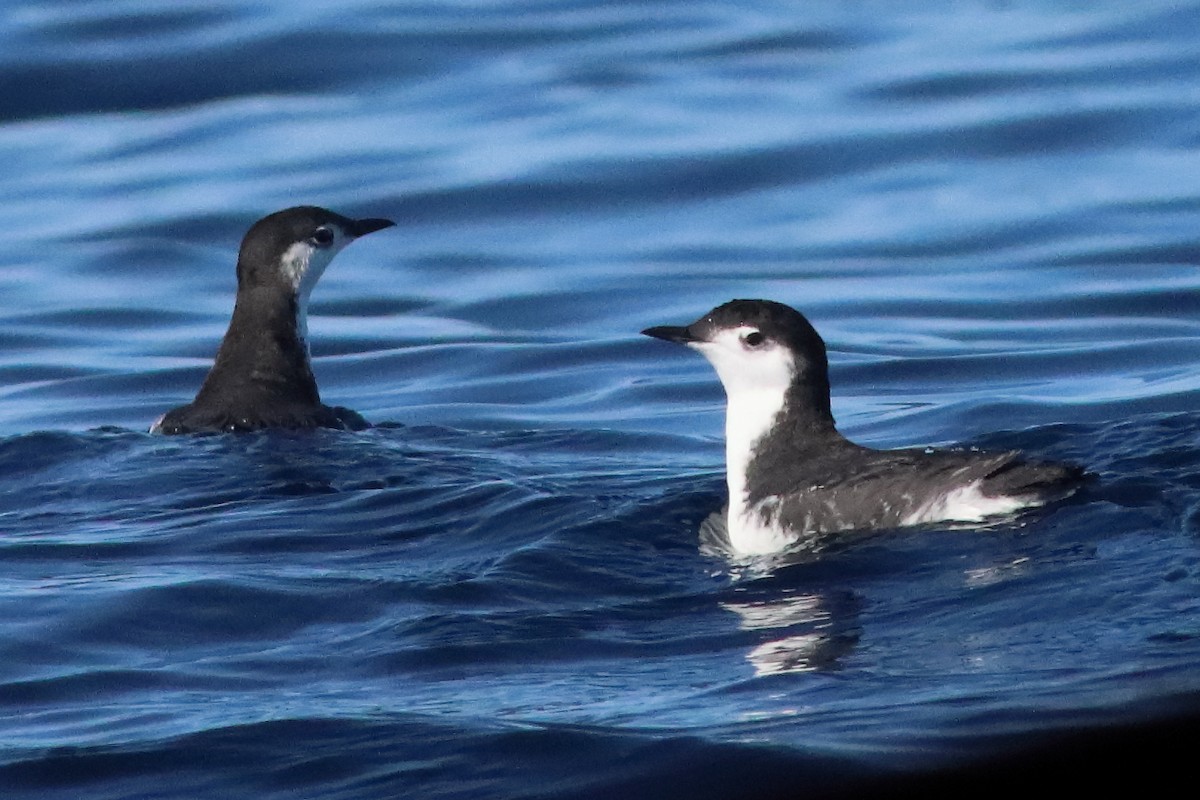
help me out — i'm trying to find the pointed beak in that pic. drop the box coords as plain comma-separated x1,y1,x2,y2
641,324,702,345
348,217,396,238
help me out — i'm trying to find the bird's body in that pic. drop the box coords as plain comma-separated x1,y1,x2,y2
643,299,1085,555
152,206,393,435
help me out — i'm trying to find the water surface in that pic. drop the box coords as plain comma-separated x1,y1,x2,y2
2,1,1200,797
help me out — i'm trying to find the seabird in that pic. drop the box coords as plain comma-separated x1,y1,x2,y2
151,206,394,434
643,299,1085,555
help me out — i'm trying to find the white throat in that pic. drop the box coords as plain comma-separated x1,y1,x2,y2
278,234,350,350
691,330,797,555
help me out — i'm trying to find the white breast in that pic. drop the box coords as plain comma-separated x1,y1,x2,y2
727,500,797,555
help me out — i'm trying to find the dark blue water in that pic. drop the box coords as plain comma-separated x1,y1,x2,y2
3,1,1200,797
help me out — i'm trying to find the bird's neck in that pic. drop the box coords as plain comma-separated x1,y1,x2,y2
721,383,794,555
722,377,841,553
724,383,788,520
194,287,320,406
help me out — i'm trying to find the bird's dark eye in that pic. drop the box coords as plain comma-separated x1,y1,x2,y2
310,226,335,247
743,330,765,348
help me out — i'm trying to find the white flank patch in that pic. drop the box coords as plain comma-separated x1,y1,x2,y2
900,479,1039,527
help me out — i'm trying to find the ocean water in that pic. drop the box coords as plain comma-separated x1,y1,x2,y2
2,1,1200,797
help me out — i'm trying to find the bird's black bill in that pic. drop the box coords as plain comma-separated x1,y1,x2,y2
349,218,396,237
641,325,699,344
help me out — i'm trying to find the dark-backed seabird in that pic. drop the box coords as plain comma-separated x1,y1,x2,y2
642,299,1085,555
151,206,394,435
